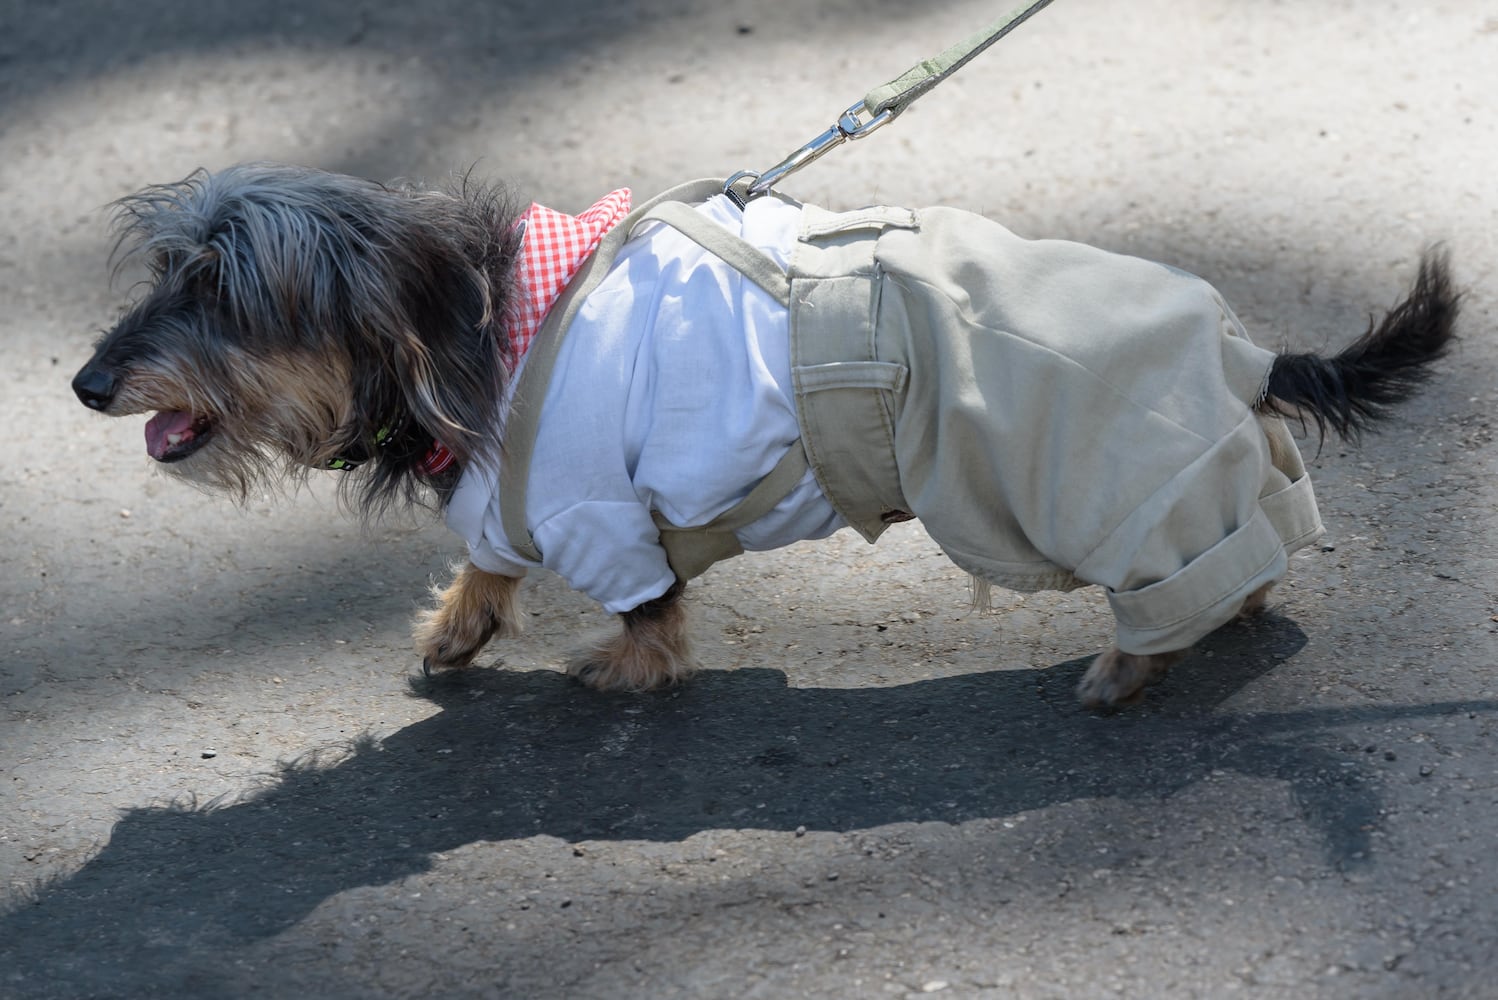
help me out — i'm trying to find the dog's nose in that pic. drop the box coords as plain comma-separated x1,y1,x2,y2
72,367,119,411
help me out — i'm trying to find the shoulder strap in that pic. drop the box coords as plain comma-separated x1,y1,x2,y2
499,179,799,567
650,442,810,582
630,200,792,307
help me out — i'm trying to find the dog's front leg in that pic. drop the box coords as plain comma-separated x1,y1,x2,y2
414,561,524,675
568,580,695,692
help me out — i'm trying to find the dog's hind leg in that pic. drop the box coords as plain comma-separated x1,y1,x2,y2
1076,647,1191,709
1078,581,1279,707
414,562,524,675
569,580,696,692
1236,580,1277,621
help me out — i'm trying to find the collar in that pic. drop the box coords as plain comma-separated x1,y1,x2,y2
328,189,633,477
324,422,395,472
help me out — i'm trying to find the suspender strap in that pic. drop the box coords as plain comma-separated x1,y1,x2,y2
499,179,804,576
632,200,792,307
651,442,810,581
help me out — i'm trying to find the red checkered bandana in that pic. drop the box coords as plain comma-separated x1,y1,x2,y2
420,188,632,475
506,188,633,363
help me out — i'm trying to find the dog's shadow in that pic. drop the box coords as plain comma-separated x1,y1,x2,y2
4,614,1494,994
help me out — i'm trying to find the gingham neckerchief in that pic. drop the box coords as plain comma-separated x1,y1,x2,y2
420,188,633,475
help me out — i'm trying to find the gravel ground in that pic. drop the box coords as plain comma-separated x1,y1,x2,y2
2,1,1497,997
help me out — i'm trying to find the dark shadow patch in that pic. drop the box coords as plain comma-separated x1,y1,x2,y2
5,614,1494,997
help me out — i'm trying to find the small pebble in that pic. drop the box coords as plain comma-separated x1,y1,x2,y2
201,749,217,759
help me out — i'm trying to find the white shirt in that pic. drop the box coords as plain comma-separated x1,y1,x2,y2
446,194,844,612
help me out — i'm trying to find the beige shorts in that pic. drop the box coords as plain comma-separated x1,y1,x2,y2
786,202,1324,654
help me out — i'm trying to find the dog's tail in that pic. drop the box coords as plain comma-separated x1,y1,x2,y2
1260,248,1459,440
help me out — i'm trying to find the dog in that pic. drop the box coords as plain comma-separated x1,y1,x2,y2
71,163,1459,708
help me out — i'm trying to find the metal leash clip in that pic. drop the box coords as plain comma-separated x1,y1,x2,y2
724,0,1058,208
725,100,894,208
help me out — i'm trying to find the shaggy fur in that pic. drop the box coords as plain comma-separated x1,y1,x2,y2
569,582,694,691
72,162,1460,707
1264,254,1458,440
75,163,525,516
412,561,525,671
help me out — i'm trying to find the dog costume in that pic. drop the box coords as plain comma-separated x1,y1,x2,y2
446,179,1323,655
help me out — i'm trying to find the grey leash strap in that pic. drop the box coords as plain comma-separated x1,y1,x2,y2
726,0,1058,206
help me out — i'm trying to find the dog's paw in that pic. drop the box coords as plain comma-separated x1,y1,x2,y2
567,655,639,691
1235,580,1278,621
412,566,522,675
1076,647,1187,709
567,628,695,692
414,605,495,675
566,583,695,692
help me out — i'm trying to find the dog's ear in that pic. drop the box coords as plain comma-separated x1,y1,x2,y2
383,247,505,465
354,186,518,458
325,179,521,511
108,169,232,293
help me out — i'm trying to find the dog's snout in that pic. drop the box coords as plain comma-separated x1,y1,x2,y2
72,366,119,411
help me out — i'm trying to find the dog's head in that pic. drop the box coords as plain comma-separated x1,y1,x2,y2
72,162,521,511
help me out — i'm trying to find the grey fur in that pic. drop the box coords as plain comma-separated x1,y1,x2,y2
74,162,526,515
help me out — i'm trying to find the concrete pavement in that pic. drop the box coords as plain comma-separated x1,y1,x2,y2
2,1,1496,996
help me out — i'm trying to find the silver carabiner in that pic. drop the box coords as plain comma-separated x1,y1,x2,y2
725,2,1056,207
725,100,896,207
836,100,896,140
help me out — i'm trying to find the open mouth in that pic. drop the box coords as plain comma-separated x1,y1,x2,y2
145,410,215,463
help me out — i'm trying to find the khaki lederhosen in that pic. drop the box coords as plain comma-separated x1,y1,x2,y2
501,180,1324,655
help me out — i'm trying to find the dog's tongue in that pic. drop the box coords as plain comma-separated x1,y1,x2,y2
145,410,198,460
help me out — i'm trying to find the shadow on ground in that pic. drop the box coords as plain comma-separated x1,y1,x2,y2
5,612,1495,997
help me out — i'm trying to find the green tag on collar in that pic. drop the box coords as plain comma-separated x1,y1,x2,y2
326,424,393,472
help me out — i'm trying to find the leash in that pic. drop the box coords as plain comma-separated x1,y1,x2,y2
725,0,1058,207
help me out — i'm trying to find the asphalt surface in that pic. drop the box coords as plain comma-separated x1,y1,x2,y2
2,1,1497,997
